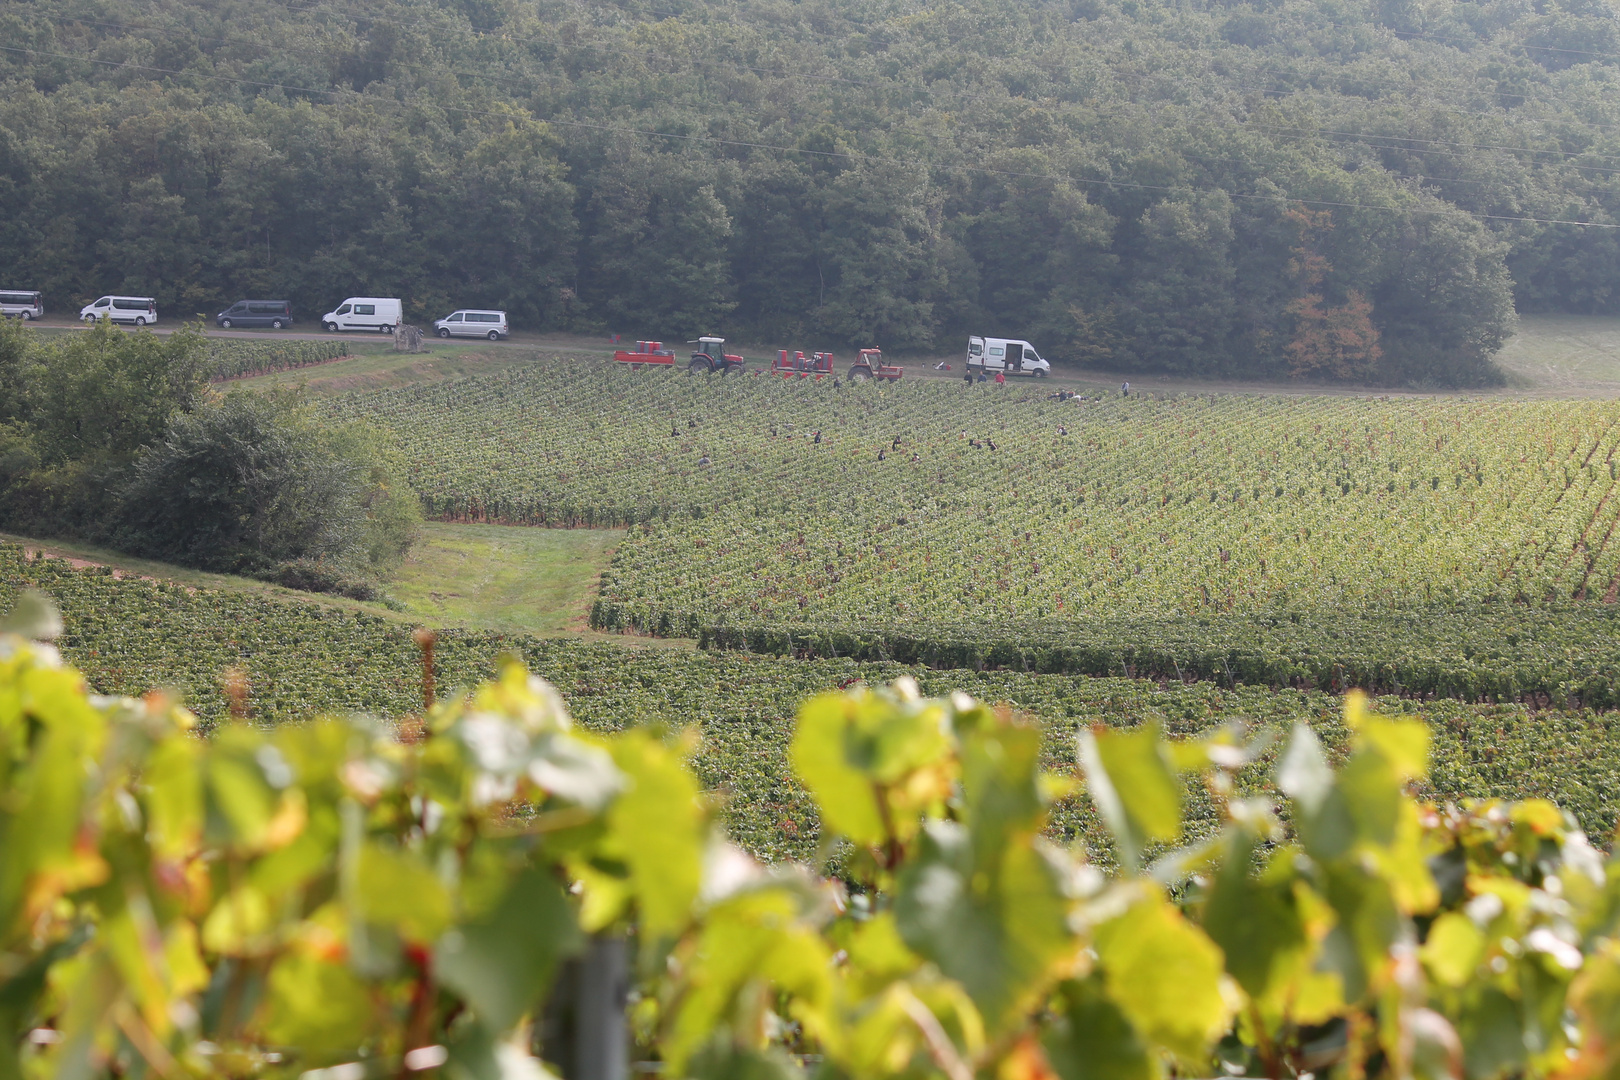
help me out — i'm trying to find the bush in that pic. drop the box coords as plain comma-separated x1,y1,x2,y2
118,387,419,593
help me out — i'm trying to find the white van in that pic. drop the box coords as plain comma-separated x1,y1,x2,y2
0,291,42,319
967,336,1050,377
80,296,157,325
321,297,402,333
434,309,508,340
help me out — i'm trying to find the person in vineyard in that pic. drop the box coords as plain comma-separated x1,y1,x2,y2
1121,380,1130,396
994,370,1005,385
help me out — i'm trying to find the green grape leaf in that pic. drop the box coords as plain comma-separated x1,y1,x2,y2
894,820,1074,1034
357,842,453,943
1421,912,1485,988
446,1024,555,1080
1043,975,1156,1080
789,688,952,849
257,950,376,1063
0,589,62,641
959,722,1046,864
435,866,582,1033
607,729,705,938
1200,830,1307,1004
1077,724,1181,872
1094,891,1233,1061
1276,723,1333,817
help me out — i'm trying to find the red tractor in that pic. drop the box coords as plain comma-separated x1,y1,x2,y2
613,340,677,367
685,336,746,375
847,347,902,382
770,349,835,379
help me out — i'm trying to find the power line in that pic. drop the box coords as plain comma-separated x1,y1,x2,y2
5,42,1617,229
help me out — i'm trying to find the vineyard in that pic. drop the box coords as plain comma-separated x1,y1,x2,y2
204,338,351,381
325,359,1620,695
7,542,1620,862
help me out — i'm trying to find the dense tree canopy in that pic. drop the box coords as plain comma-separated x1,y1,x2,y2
1,0,1617,382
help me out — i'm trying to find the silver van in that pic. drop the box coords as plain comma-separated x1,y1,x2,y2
434,309,508,340
80,296,157,326
0,290,42,319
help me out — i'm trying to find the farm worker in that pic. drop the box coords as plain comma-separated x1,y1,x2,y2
994,370,1005,385
1121,380,1130,396
964,371,973,384
978,370,988,383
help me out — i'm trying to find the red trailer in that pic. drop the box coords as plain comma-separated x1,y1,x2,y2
770,350,835,379
848,347,902,382
613,340,677,367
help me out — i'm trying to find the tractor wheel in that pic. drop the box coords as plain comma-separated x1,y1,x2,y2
688,357,711,374
849,367,871,382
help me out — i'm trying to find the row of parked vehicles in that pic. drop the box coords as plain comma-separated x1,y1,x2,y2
0,290,510,341
4,291,1050,379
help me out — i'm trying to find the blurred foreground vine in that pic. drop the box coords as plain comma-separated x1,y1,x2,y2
2,590,1616,1080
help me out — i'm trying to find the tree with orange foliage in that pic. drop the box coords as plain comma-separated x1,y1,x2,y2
1283,207,1382,381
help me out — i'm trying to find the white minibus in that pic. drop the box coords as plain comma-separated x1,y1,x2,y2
434,309,508,340
0,290,43,319
80,296,157,325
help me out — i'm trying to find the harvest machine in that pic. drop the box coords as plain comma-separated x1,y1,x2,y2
770,350,835,379
613,337,745,374
847,348,902,382
612,340,677,367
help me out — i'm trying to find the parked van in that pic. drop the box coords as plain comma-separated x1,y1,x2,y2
434,309,508,340
80,296,157,326
966,336,1050,377
0,291,43,319
217,300,293,329
321,297,402,333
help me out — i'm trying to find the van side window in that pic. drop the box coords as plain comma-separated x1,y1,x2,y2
336,304,351,315
448,313,462,322
96,298,110,306
989,346,1004,358
355,304,375,315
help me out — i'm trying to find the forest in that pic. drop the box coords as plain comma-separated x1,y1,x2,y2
1,0,1618,383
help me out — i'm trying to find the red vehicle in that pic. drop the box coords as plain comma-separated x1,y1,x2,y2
847,347,902,382
685,336,746,375
613,340,677,367
770,349,835,379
